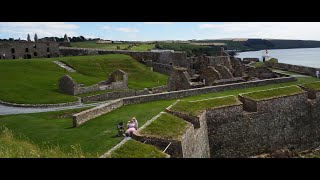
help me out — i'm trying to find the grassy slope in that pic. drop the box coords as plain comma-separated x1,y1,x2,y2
302,81,320,91
60,54,167,90
0,76,319,156
0,127,89,158
0,59,79,104
108,140,167,158
240,85,304,101
171,96,240,116
0,100,174,157
140,112,190,139
0,54,167,104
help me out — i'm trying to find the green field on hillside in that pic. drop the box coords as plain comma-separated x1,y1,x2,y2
1,75,319,157
71,41,155,51
0,54,167,104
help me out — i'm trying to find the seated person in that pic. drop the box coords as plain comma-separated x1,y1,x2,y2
125,127,136,137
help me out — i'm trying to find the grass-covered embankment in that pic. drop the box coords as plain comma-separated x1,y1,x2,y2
0,75,319,157
0,54,167,104
240,85,304,101
140,112,190,139
107,140,167,158
170,96,240,116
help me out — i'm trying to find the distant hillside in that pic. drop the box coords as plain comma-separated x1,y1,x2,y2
192,39,320,51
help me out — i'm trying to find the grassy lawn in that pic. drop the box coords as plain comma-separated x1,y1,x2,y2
140,112,190,139
60,54,167,90
107,139,167,158
0,75,319,157
0,127,87,158
240,85,304,101
302,81,320,91
0,59,79,104
0,100,174,157
71,41,155,51
170,96,241,116
0,54,167,104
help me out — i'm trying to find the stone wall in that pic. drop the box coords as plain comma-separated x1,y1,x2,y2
265,61,320,77
134,86,320,158
72,76,296,127
248,66,278,79
81,90,136,103
59,70,128,95
0,41,59,59
152,62,173,75
208,56,234,72
205,90,320,158
72,99,123,127
81,85,168,103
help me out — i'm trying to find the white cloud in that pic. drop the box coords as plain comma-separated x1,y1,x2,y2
144,22,174,25
0,22,79,39
102,26,112,30
115,27,139,33
101,26,139,33
198,22,320,40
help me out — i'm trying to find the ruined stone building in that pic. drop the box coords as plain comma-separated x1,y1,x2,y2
0,34,71,59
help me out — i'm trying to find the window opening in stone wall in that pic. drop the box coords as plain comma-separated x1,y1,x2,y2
34,45,37,49
25,48,29,52
11,48,15,53
47,47,50,52
34,52,38,56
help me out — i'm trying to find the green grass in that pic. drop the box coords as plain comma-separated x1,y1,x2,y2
131,44,155,51
71,41,155,51
60,54,167,90
0,74,319,156
302,81,320,91
0,59,79,104
107,139,167,158
170,96,240,116
0,54,167,104
0,100,174,156
240,85,304,101
0,127,89,158
140,112,190,139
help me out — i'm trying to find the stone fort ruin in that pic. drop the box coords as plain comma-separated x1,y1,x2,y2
59,69,128,95
0,34,71,59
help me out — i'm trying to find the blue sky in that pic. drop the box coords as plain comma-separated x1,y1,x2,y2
1,22,320,41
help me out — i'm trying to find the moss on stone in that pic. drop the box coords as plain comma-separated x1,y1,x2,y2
240,85,304,101
170,95,240,116
140,112,190,140
107,140,167,158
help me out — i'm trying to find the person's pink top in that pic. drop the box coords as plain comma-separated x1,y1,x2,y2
128,122,136,129
126,127,136,134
